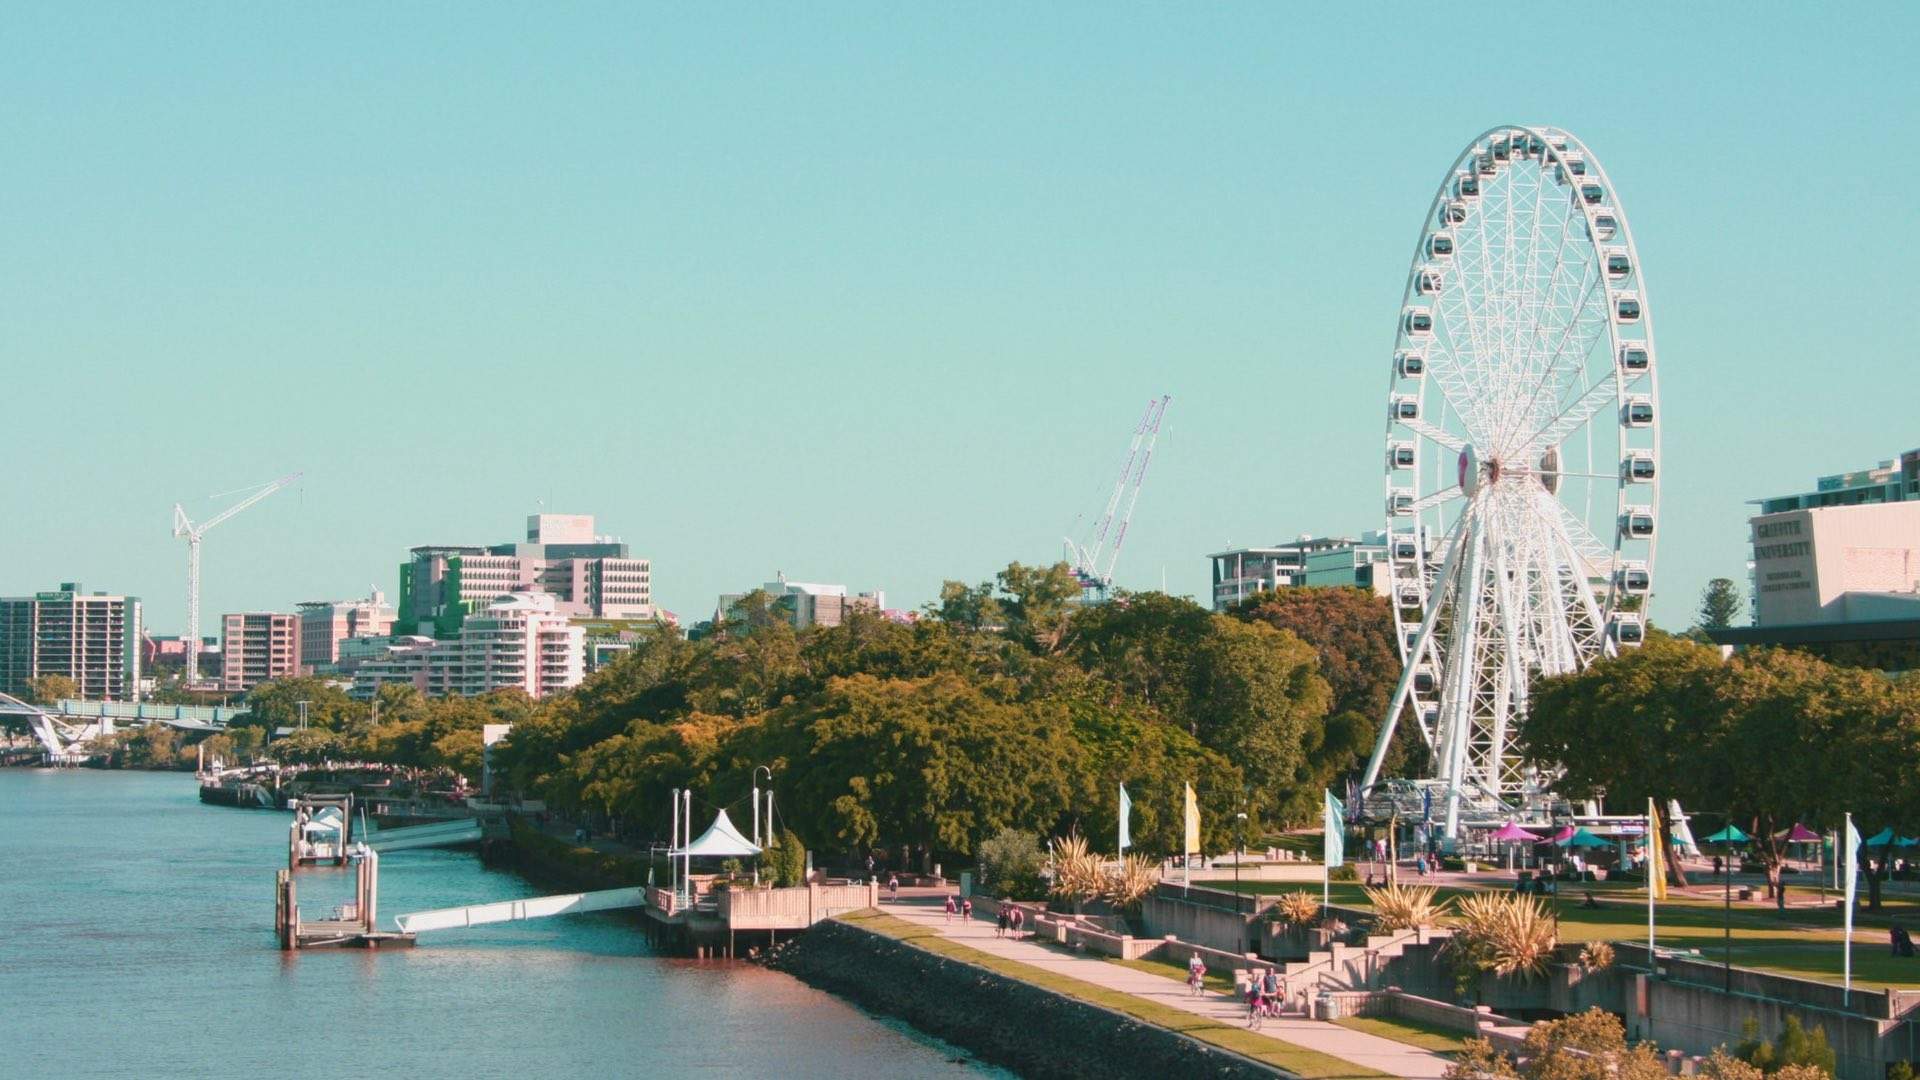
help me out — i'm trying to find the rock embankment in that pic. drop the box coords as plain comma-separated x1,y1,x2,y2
771,917,1286,1080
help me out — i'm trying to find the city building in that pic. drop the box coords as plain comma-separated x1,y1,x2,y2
351,593,585,700
1711,452,1920,658
0,583,143,701
716,574,885,630
1206,533,1395,611
397,514,652,637
1754,448,1920,514
296,589,396,674
220,612,301,692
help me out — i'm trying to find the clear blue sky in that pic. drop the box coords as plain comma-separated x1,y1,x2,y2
4,3,1915,633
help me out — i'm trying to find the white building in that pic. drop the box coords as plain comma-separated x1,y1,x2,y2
1206,533,1399,611
1746,502,1920,628
350,593,585,700
717,573,885,630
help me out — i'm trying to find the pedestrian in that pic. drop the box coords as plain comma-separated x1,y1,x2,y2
865,854,876,880
996,904,1010,938
1011,907,1024,938
888,873,900,899
961,897,973,920
944,894,957,923
1186,952,1207,996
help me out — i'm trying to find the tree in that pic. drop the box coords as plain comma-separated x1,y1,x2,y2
765,827,808,887
1698,578,1743,632
1445,1008,1672,1080
1190,619,1331,825
24,674,79,705
933,579,1003,630
244,677,364,732
995,562,1082,655
1231,586,1426,800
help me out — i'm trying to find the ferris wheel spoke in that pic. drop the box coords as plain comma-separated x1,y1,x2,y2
1408,486,1464,515
1402,418,1466,454
1515,369,1619,456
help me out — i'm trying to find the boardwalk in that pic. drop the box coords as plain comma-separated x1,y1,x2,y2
876,896,1451,1079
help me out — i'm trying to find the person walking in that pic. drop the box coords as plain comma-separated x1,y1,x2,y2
1010,907,1024,938
996,904,1010,938
887,873,900,900
944,894,957,923
961,897,973,921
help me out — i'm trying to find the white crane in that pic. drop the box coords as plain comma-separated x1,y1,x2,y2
1064,396,1170,598
172,472,303,686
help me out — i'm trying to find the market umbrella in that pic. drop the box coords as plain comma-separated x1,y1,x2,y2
1489,822,1541,842
1865,827,1896,847
1543,825,1577,844
1898,836,1920,848
1558,827,1610,849
1775,823,1822,843
1702,824,1749,844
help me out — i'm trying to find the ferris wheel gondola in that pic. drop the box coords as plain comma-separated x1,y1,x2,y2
1359,125,1661,835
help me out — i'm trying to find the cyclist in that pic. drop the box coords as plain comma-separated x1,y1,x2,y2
1245,977,1266,1029
1186,953,1207,996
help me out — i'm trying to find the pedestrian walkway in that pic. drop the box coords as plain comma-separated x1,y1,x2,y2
877,897,1451,1079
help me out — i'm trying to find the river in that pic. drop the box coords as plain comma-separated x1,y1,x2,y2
0,769,1009,1079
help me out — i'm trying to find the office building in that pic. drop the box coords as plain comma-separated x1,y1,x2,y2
296,589,396,674
397,514,652,636
1754,448,1920,515
1206,533,1396,611
221,612,301,692
0,583,143,701
717,573,885,630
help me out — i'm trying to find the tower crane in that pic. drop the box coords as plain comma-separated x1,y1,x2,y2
172,472,303,686
1064,396,1170,599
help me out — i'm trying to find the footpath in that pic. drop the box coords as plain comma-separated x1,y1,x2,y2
876,895,1452,1079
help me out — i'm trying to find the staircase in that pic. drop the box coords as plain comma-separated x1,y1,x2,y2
1278,925,1453,1004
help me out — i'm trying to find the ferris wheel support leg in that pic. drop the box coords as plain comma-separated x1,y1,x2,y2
1437,515,1488,840
1361,507,1475,793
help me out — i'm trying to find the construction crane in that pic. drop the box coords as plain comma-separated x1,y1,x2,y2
172,472,303,686
1064,396,1170,599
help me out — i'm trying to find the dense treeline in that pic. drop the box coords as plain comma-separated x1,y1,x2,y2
461,565,1406,869
1525,631,1920,906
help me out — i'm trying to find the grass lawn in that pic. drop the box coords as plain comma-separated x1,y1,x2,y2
1213,878,1920,989
1105,953,1236,994
837,909,1389,1079
1334,1015,1473,1055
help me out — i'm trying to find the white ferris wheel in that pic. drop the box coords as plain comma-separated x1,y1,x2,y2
1359,125,1660,835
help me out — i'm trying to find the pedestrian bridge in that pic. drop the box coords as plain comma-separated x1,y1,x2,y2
395,886,649,934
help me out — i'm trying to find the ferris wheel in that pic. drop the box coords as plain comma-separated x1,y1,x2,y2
1359,125,1660,835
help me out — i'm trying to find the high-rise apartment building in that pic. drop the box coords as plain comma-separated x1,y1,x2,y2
296,589,396,674
1206,533,1401,611
397,514,652,636
220,612,300,692
351,593,584,700
0,584,143,701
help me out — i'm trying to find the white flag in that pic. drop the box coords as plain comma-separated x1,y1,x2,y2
1118,784,1132,854
1844,814,1861,996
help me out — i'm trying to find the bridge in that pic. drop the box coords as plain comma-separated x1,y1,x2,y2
0,693,117,764
53,698,236,731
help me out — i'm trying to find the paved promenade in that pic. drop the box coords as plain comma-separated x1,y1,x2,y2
876,896,1451,1079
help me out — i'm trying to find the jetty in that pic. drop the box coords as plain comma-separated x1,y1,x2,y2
275,848,414,950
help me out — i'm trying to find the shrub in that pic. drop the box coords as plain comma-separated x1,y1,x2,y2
1448,892,1557,992
1048,832,1105,908
1274,890,1321,926
1104,852,1161,911
978,828,1047,899
1329,863,1359,882
1365,882,1445,930
1579,939,1615,972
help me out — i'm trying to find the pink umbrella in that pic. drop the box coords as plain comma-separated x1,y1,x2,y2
1775,823,1822,843
1489,822,1541,842
1544,825,1578,843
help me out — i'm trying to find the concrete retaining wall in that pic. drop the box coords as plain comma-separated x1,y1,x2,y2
773,917,1285,1079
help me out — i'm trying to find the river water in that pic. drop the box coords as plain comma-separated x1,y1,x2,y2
0,769,1007,1079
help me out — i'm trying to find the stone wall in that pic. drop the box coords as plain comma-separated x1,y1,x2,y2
774,917,1286,1080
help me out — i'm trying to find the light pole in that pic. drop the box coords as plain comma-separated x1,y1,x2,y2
295,700,309,732
752,765,774,886
1235,812,1249,902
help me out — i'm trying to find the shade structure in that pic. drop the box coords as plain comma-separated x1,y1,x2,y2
673,808,762,858
1775,823,1822,843
1488,822,1540,842
1702,824,1749,844
1865,827,1896,847
1544,825,1578,843
1899,836,1920,848
1557,827,1610,849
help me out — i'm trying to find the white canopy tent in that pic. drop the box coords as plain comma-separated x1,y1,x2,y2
668,804,762,902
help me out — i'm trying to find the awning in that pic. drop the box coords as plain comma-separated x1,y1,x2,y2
1487,822,1540,842
672,808,762,858
1866,827,1896,847
1702,824,1749,844
1775,823,1822,843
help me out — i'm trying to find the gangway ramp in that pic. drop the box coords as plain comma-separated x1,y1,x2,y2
394,886,647,934
365,818,484,852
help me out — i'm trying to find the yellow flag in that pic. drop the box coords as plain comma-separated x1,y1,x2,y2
1647,798,1668,902
1184,783,1201,858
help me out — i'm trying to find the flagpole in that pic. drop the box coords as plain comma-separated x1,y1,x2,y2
1647,803,1656,958
1844,812,1854,1003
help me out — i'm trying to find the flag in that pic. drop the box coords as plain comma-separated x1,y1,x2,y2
1647,799,1668,902
1183,783,1200,859
1324,790,1345,868
1844,814,1861,997
1118,784,1132,854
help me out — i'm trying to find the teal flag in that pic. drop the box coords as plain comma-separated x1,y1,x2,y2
1118,784,1132,854
1324,790,1345,868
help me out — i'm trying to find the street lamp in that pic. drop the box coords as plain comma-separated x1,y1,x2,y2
1235,812,1249,901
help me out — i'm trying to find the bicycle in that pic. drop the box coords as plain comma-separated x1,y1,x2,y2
1187,968,1206,997
1245,991,1266,1030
